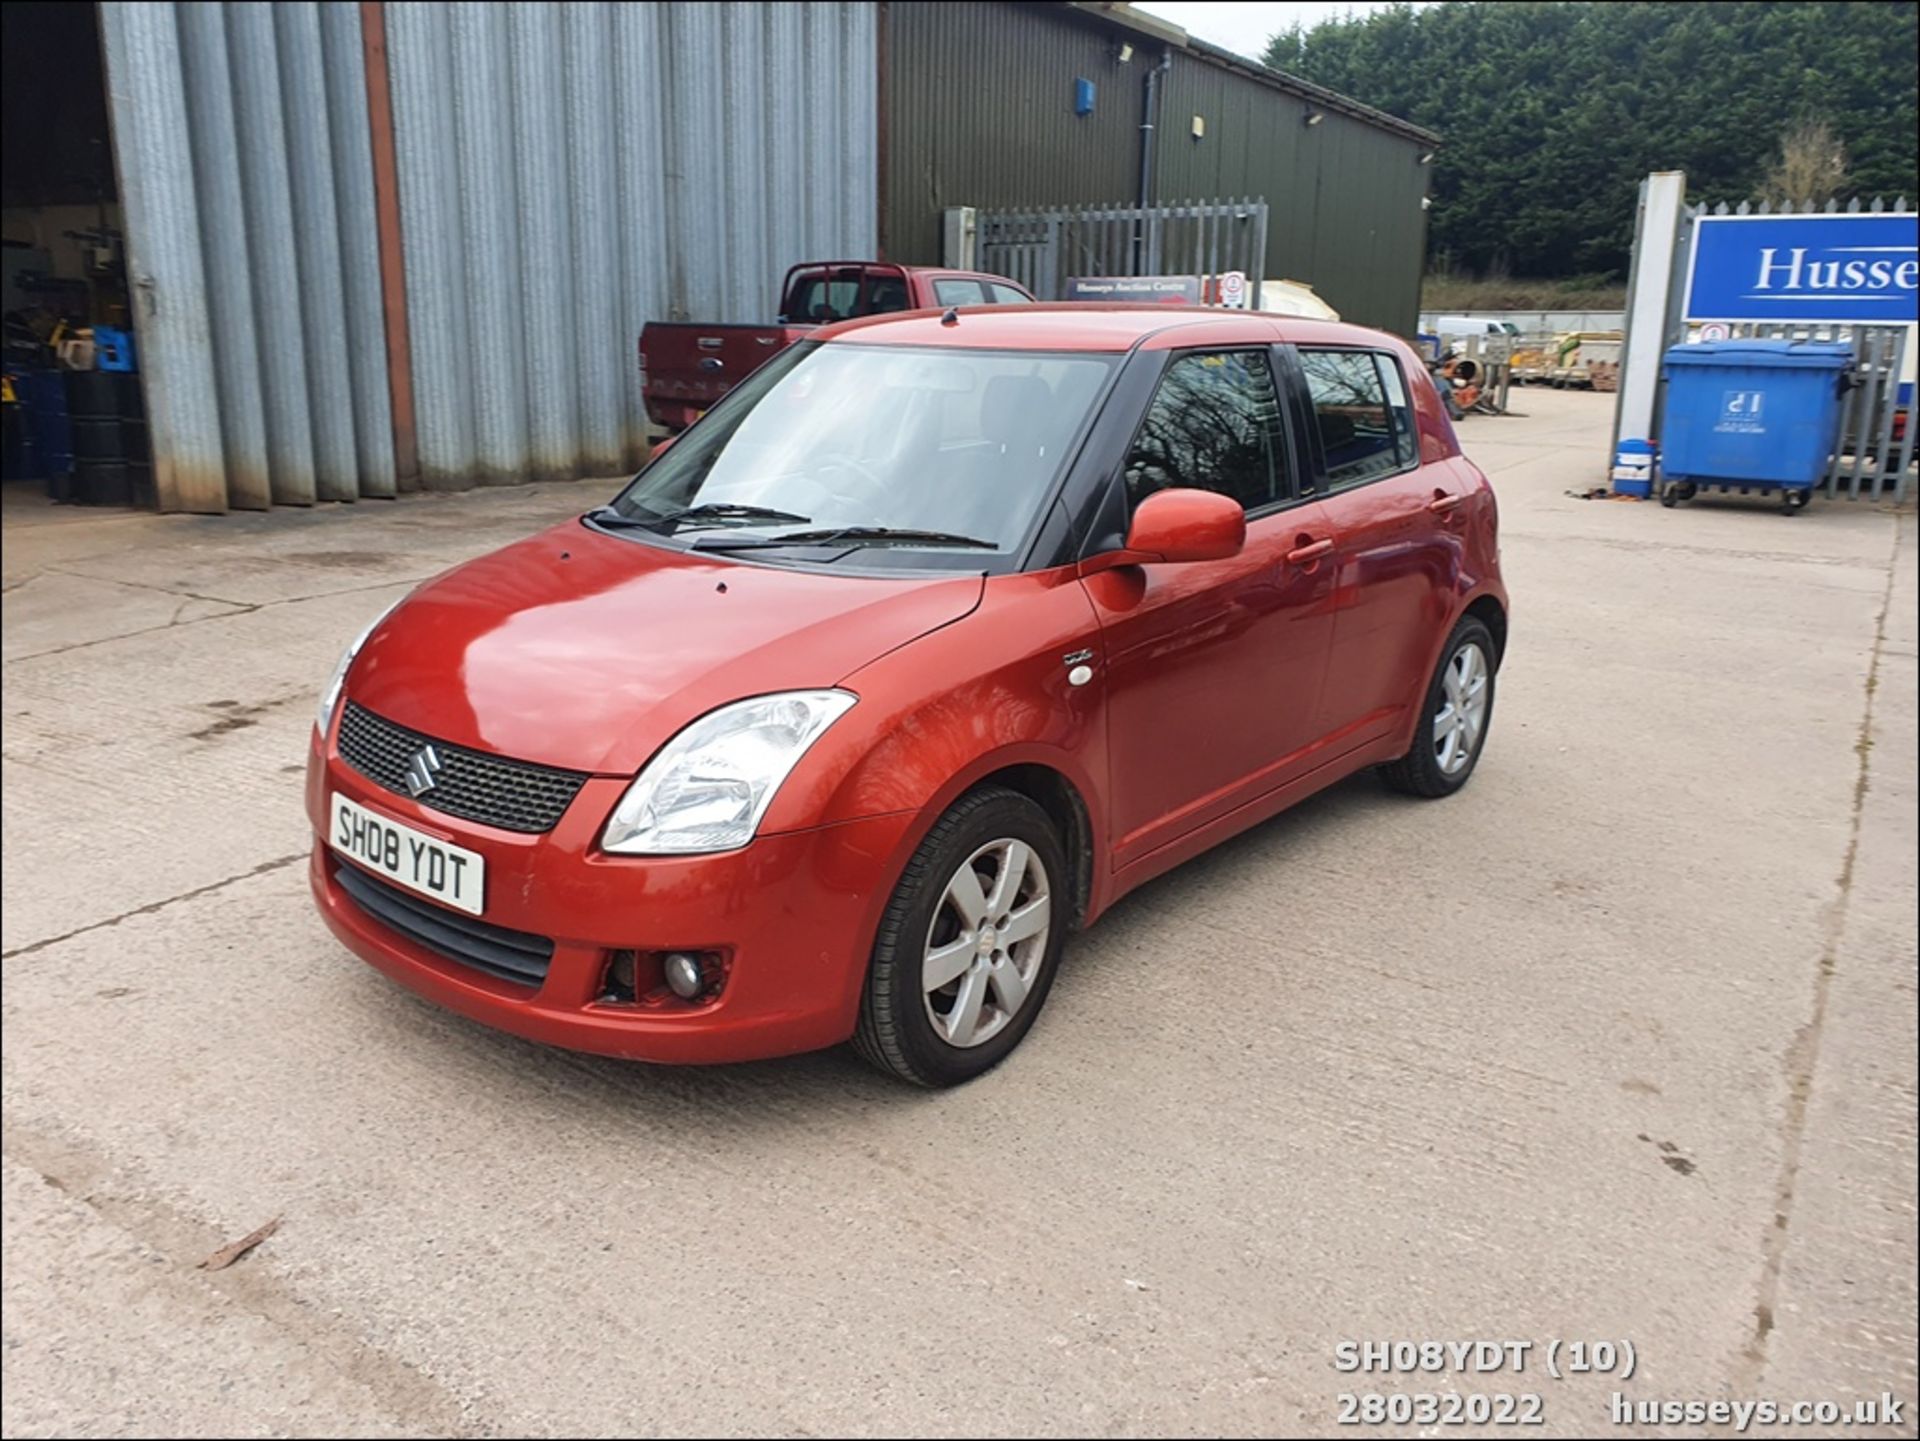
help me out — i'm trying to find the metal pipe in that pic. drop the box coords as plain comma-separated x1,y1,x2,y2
1135,49,1169,268
360,2,417,490
1136,54,1158,209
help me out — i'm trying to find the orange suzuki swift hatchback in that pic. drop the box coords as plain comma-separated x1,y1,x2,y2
309,307,1507,1086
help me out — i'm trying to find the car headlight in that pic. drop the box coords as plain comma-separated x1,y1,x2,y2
601,690,856,855
315,597,403,739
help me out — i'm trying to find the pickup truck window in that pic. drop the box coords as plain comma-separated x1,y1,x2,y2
867,275,910,312
932,278,989,307
988,283,1033,305
787,273,864,323
611,343,1116,564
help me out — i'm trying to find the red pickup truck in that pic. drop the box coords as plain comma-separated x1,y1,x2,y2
639,261,1035,431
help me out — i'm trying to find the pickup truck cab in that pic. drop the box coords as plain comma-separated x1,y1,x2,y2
640,261,1034,431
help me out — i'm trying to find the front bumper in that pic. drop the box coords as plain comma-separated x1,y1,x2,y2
307,732,915,1064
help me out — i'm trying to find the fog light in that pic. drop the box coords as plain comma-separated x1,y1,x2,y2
663,952,704,1000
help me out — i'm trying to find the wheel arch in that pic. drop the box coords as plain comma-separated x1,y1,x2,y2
1463,592,1508,665
840,742,1106,945
965,762,1096,932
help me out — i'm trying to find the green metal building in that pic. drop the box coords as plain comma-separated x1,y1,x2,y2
882,1,1438,335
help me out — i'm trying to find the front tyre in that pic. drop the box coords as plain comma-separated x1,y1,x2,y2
853,786,1068,1087
1380,616,1498,798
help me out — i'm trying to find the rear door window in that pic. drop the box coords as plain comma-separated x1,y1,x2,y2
1124,349,1290,513
1298,349,1413,490
988,283,1033,305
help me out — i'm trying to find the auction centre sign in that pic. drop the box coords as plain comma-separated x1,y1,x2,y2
1684,212,1919,323
1064,275,1202,304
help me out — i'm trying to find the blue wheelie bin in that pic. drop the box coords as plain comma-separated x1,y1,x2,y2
1658,340,1853,513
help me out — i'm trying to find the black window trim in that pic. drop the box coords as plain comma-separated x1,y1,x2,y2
1289,343,1423,496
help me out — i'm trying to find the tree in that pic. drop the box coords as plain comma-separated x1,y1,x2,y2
1759,117,1850,207
1264,2,1920,280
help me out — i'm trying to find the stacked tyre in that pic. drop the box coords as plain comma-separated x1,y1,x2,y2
65,371,150,506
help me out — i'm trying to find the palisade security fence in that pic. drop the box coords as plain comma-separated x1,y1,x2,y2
977,200,1270,306
1615,184,1916,503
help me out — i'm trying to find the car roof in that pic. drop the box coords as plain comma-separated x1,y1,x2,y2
812,304,1400,353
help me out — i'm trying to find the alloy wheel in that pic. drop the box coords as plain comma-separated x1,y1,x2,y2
921,838,1052,1049
1434,640,1490,776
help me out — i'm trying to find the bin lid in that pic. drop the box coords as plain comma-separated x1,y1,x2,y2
1662,339,1854,370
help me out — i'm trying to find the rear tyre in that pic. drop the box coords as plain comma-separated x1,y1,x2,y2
852,786,1068,1087
1380,616,1498,799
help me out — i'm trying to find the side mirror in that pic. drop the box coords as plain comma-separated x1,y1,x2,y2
1102,488,1246,567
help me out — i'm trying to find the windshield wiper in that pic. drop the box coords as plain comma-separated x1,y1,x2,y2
585,502,813,533
650,502,813,527
694,526,997,553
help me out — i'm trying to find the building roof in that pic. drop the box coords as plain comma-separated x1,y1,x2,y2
1061,2,1442,149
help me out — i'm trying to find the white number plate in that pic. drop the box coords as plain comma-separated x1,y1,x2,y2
330,793,485,915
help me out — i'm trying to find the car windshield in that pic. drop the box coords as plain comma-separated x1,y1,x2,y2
606,342,1117,563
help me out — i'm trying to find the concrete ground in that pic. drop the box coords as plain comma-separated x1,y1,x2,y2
2,388,1913,1438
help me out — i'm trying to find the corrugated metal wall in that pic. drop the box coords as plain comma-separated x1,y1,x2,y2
98,2,228,514
103,0,393,512
100,0,876,510
386,0,877,487
884,2,1140,265
103,0,1423,511
884,1,1433,336
1156,53,1431,335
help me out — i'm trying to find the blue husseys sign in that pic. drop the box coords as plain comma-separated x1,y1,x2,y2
1684,213,1920,323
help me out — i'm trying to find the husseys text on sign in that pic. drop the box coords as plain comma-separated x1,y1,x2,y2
1685,213,1920,324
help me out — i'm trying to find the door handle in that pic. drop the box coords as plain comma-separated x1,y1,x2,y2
1286,537,1334,565
1428,490,1464,515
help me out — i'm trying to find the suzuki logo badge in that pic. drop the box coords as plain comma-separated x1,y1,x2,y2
403,744,444,797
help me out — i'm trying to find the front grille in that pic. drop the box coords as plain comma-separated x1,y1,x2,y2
338,702,588,834
334,861,554,988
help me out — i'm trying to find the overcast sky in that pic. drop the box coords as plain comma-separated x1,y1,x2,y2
1133,2,1415,63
